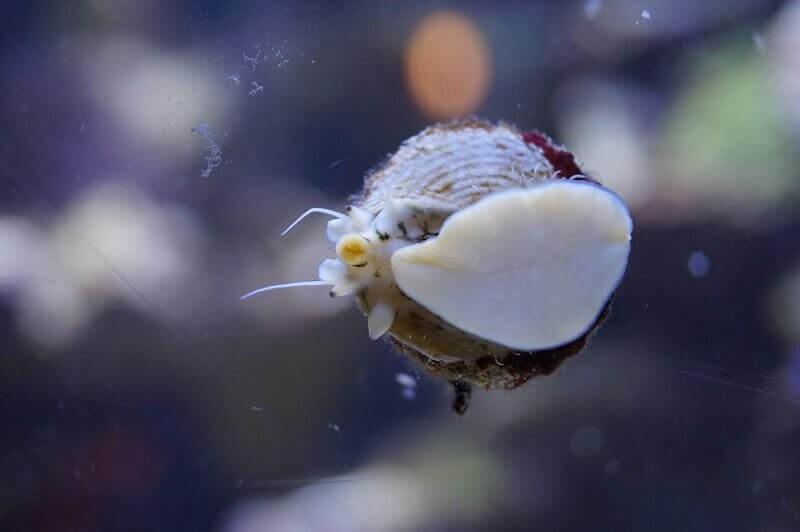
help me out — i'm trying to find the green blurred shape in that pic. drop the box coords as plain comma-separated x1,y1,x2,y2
658,38,799,222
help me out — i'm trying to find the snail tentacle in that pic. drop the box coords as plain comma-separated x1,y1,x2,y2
240,280,336,300
280,207,349,236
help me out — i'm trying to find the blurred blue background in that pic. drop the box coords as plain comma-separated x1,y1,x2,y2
2,1,800,530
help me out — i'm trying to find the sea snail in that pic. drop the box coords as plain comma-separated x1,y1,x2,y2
243,119,632,414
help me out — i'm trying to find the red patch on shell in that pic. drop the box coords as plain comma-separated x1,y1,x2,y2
522,130,584,179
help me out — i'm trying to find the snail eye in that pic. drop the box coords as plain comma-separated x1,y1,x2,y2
336,234,370,265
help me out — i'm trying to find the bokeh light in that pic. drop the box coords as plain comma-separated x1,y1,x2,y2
83,36,236,155
556,77,655,211
768,0,800,134
656,41,800,225
404,10,491,120
3,183,204,348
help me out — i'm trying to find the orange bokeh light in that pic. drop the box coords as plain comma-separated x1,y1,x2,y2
404,11,491,120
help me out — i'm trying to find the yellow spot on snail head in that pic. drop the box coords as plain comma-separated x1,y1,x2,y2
336,233,369,265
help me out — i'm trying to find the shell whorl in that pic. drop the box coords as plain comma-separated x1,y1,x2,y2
356,119,559,215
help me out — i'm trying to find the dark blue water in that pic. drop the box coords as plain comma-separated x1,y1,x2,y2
1,1,799,531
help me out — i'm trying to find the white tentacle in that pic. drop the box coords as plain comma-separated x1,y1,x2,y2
281,207,348,236
240,280,335,300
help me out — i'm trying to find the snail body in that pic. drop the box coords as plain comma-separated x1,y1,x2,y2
243,119,632,412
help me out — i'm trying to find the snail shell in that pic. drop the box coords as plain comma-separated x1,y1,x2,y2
243,118,632,400
357,119,554,215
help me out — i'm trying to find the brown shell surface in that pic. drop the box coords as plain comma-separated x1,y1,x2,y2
355,119,555,216
353,119,604,389
391,301,611,390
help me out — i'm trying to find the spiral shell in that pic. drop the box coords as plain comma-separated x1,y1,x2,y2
357,119,554,215
243,118,632,413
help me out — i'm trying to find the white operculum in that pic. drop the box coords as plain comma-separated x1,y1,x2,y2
390,182,633,351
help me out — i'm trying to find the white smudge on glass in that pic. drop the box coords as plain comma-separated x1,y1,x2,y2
192,121,223,178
